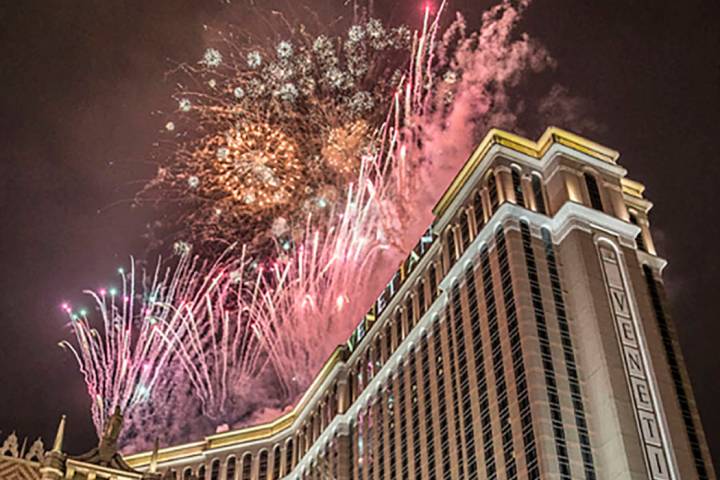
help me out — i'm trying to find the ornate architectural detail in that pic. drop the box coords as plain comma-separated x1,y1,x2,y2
1,432,20,458
25,439,45,463
0,433,43,480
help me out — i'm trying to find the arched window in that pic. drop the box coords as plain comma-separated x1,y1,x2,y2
531,174,547,215
166,470,177,480
446,227,458,264
241,453,252,480
459,210,471,250
285,438,294,475
405,295,415,327
258,449,269,480
511,168,525,207
428,262,437,302
629,212,646,252
584,172,604,211
183,467,193,480
197,465,206,480
226,456,237,480
210,459,221,480
487,171,499,213
473,190,485,234
395,310,403,345
272,445,281,479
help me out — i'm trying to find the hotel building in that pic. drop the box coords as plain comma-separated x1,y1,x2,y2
6,127,714,480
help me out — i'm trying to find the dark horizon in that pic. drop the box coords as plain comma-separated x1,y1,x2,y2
0,0,717,468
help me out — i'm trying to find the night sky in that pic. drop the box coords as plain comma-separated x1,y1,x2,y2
0,0,717,467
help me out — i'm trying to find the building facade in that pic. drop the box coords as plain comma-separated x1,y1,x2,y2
117,127,714,480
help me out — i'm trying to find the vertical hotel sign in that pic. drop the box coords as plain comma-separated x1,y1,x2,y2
597,243,674,480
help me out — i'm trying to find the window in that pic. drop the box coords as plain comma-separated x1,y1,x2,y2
417,280,426,317
210,459,221,480
446,227,458,264
459,210,471,251
629,213,646,252
465,264,496,478
197,465,206,480
512,168,525,207
258,450,268,480
531,175,546,215
473,190,485,234
272,446,281,479
183,468,193,480
241,454,252,480
395,310,403,347
405,295,415,328
428,261,438,299
285,439,294,475
226,456,237,480
487,172,499,213
584,172,603,211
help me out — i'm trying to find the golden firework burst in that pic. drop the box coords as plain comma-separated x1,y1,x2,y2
196,123,303,213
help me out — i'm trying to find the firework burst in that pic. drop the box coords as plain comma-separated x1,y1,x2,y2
138,14,413,258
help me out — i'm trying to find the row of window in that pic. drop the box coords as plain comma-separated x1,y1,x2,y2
520,221,571,479
542,229,596,479
643,266,709,480
172,445,282,480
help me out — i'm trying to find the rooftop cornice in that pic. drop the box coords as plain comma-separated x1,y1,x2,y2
433,126,622,218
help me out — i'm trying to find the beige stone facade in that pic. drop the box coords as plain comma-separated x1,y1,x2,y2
110,127,715,480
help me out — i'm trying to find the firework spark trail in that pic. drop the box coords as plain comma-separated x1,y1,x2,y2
164,247,271,419
59,254,215,434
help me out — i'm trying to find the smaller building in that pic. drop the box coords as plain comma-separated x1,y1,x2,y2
0,409,165,480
